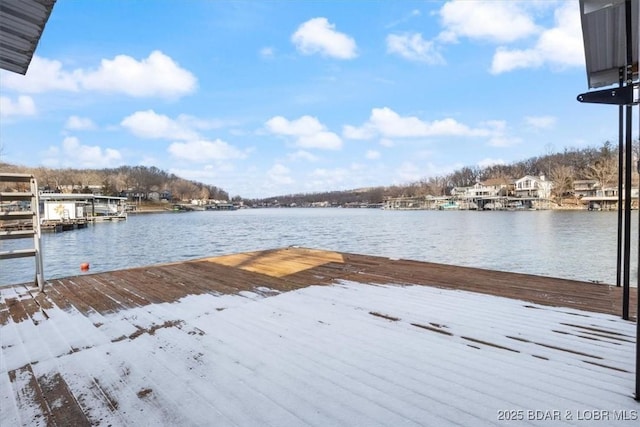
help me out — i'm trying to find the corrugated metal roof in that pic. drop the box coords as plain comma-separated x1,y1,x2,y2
579,0,639,88
0,0,56,75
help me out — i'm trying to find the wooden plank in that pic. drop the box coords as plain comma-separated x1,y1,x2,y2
6,296,30,324
36,372,91,426
58,276,123,314
7,365,53,426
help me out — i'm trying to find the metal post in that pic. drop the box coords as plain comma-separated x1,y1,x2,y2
636,142,640,402
623,102,632,320
617,69,624,289
31,176,45,291
618,0,639,400
621,0,633,321
636,103,639,401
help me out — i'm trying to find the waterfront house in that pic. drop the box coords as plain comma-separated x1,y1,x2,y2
581,187,639,211
514,175,553,199
573,179,599,197
452,180,508,199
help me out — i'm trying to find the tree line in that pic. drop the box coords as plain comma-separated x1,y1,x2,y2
1,141,638,206
248,141,639,206
0,164,230,202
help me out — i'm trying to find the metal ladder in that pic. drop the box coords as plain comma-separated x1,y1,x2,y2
0,173,45,291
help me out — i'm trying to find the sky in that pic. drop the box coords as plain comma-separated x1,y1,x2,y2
0,0,622,199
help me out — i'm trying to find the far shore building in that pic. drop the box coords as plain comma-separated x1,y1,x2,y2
572,179,599,198
514,175,552,199
451,179,510,199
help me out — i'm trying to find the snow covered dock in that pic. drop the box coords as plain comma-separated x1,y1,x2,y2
1,247,638,426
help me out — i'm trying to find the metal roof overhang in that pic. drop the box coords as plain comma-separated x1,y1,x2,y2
578,1,639,402
579,0,638,89
0,0,56,75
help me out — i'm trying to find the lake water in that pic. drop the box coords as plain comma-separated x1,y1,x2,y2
1,208,638,287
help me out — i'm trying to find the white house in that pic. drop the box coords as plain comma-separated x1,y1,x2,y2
514,175,553,198
452,181,507,199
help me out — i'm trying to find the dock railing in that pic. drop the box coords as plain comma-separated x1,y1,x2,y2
0,173,45,291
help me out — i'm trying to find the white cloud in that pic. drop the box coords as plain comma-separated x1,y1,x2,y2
266,115,324,135
491,48,542,74
288,150,319,162
168,139,247,162
260,47,275,58
385,9,422,29
176,114,226,131
266,115,342,150
536,3,584,64
267,163,294,185
121,110,200,140
309,167,350,188
345,108,520,148
386,33,445,64
346,107,491,139
65,115,96,130
45,136,122,168
122,110,247,164
0,95,36,118
525,115,556,130
365,150,381,160
297,132,342,150
343,124,377,140
1,56,80,93
490,2,583,74
1,51,196,98
438,0,539,43
488,136,521,147
81,50,197,98
395,162,423,183
292,17,357,59
379,138,395,147
481,120,522,147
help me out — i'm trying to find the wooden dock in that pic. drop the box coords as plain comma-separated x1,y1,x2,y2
1,247,638,426
6,247,632,319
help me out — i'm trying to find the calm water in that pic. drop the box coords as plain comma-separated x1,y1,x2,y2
1,209,638,286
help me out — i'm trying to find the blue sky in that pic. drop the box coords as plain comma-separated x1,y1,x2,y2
0,0,619,198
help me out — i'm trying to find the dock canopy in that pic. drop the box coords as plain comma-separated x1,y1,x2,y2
0,0,56,74
579,0,638,89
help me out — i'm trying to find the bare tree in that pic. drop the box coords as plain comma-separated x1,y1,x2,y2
550,165,574,206
586,157,618,196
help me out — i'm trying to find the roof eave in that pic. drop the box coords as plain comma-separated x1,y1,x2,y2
0,0,57,75
579,0,639,89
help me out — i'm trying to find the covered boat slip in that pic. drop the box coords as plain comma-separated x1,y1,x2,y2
1,248,638,426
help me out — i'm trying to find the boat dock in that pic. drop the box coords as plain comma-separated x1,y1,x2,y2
1,247,638,426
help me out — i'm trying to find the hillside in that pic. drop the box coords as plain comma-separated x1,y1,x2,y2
1,141,638,205
0,164,229,202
